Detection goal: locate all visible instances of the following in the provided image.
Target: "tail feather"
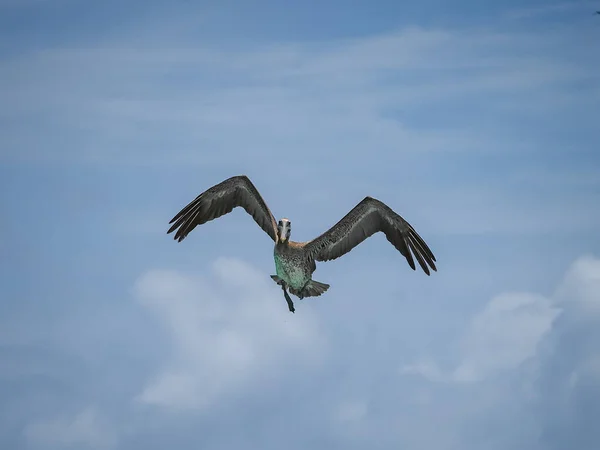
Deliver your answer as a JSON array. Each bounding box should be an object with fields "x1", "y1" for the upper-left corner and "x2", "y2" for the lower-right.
[
  {"x1": 306, "y1": 280, "x2": 330, "y2": 296},
  {"x1": 290, "y1": 280, "x2": 330, "y2": 298},
  {"x1": 272, "y1": 275, "x2": 330, "y2": 299}
]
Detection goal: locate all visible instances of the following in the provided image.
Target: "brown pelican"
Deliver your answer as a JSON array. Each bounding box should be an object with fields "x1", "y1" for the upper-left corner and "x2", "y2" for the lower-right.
[{"x1": 167, "y1": 175, "x2": 437, "y2": 313}]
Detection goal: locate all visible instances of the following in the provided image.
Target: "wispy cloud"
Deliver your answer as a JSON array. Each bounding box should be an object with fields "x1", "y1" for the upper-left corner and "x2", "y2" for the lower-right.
[
  {"x1": 3, "y1": 16, "x2": 598, "y2": 241},
  {"x1": 1, "y1": 23, "x2": 597, "y2": 168}
]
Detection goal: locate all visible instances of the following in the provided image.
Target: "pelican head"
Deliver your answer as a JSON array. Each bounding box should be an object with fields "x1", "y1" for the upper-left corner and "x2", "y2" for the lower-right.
[{"x1": 277, "y1": 218, "x2": 292, "y2": 243}]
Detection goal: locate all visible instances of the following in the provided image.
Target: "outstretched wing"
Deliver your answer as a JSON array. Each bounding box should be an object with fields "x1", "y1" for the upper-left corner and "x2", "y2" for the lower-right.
[
  {"x1": 167, "y1": 175, "x2": 278, "y2": 242},
  {"x1": 304, "y1": 197, "x2": 437, "y2": 275}
]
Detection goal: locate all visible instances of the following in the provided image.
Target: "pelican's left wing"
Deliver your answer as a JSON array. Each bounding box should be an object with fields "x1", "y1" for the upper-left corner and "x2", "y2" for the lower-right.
[{"x1": 304, "y1": 197, "x2": 437, "y2": 275}]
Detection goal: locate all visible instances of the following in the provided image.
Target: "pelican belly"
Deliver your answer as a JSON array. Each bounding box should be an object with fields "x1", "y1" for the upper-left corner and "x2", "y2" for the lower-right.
[{"x1": 274, "y1": 250, "x2": 310, "y2": 290}]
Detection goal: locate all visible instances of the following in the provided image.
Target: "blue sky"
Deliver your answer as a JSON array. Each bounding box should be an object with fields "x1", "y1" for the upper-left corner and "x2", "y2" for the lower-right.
[{"x1": 1, "y1": 0, "x2": 600, "y2": 449}]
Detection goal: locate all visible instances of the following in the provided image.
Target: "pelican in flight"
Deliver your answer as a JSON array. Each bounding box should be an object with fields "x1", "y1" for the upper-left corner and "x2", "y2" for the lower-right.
[{"x1": 167, "y1": 175, "x2": 437, "y2": 313}]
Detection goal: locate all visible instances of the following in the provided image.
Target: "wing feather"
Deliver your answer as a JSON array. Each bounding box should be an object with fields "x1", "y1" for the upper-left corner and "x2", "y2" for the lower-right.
[
  {"x1": 305, "y1": 197, "x2": 437, "y2": 275},
  {"x1": 167, "y1": 175, "x2": 278, "y2": 242}
]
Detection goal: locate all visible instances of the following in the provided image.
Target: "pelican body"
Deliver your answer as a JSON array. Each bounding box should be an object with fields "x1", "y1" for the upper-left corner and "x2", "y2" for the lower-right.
[{"x1": 167, "y1": 175, "x2": 437, "y2": 313}]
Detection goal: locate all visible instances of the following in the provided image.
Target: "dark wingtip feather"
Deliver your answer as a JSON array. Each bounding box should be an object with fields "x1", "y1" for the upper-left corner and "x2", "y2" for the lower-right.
[
  {"x1": 166, "y1": 222, "x2": 179, "y2": 234},
  {"x1": 405, "y1": 227, "x2": 438, "y2": 273},
  {"x1": 174, "y1": 228, "x2": 187, "y2": 242},
  {"x1": 404, "y1": 241, "x2": 416, "y2": 270},
  {"x1": 406, "y1": 237, "x2": 431, "y2": 275},
  {"x1": 405, "y1": 223, "x2": 436, "y2": 262}
]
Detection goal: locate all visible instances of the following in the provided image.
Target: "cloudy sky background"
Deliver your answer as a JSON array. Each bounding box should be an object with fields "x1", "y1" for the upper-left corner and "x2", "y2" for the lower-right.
[{"x1": 1, "y1": 0, "x2": 600, "y2": 448}]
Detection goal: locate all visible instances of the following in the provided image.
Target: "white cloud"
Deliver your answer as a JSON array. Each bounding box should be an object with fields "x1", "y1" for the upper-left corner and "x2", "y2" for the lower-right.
[
  {"x1": 554, "y1": 255, "x2": 600, "y2": 314},
  {"x1": 452, "y1": 292, "x2": 561, "y2": 382},
  {"x1": 23, "y1": 407, "x2": 116, "y2": 450},
  {"x1": 522, "y1": 256, "x2": 600, "y2": 449},
  {"x1": 394, "y1": 255, "x2": 600, "y2": 449},
  {"x1": 401, "y1": 257, "x2": 600, "y2": 383},
  {"x1": 132, "y1": 257, "x2": 327, "y2": 411}
]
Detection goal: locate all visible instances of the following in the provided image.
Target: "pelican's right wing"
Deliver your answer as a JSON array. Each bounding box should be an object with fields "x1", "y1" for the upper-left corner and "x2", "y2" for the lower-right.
[{"x1": 167, "y1": 175, "x2": 278, "y2": 242}]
